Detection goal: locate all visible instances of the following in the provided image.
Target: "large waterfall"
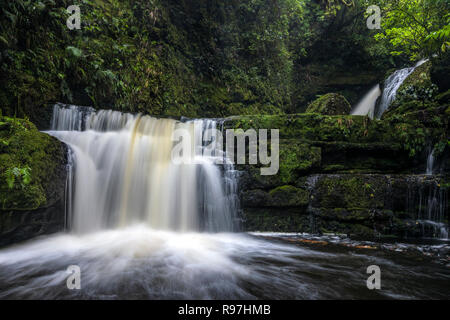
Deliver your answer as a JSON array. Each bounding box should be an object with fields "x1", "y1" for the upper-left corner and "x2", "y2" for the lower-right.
[
  {"x1": 0, "y1": 105, "x2": 448, "y2": 300},
  {"x1": 48, "y1": 104, "x2": 240, "y2": 233}
]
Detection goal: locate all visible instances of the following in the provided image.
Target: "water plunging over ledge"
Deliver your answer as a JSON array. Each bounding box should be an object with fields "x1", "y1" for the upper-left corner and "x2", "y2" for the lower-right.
[
  {"x1": 351, "y1": 84, "x2": 381, "y2": 118},
  {"x1": 351, "y1": 59, "x2": 428, "y2": 119},
  {"x1": 48, "y1": 103, "x2": 240, "y2": 233},
  {"x1": 0, "y1": 104, "x2": 448, "y2": 299}
]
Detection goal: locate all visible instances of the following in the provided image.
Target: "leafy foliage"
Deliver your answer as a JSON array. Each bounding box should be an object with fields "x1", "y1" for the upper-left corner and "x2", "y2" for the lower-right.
[
  {"x1": 0, "y1": 0, "x2": 401, "y2": 118},
  {"x1": 5, "y1": 166, "x2": 31, "y2": 189},
  {"x1": 372, "y1": 0, "x2": 450, "y2": 61}
]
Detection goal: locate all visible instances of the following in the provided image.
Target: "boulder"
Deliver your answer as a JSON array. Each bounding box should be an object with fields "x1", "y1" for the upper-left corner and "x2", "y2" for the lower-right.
[
  {"x1": 0, "y1": 116, "x2": 67, "y2": 246},
  {"x1": 306, "y1": 93, "x2": 351, "y2": 115}
]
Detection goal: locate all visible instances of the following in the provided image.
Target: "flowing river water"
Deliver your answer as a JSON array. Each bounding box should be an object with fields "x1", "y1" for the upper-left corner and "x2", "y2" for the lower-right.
[{"x1": 0, "y1": 105, "x2": 448, "y2": 299}]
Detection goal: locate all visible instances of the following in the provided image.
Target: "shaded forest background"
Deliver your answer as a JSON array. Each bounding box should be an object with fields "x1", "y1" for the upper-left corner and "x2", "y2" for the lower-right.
[{"x1": 0, "y1": 0, "x2": 448, "y2": 126}]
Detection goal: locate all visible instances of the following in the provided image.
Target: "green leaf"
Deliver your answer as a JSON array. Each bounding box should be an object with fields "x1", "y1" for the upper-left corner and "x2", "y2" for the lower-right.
[{"x1": 66, "y1": 46, "x2": 83, "y2": 58}]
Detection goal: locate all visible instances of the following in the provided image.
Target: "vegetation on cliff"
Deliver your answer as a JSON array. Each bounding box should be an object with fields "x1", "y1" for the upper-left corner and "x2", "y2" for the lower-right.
[
  {"x1": 0, "y1": 115, "x2": 66, "y2": 210},
  {"x1": 0, "y1": 0, "x2": 402, "y2": 122}
]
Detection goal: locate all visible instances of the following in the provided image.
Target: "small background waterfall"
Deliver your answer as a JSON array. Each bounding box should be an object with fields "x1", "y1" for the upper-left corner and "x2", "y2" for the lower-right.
[
  {"x1": 406, "y1": 176, "x2": 448, "y2": 239},
  {"x1": 49, "y1": 104, "x2": 240, "y2": 233},
  {"x1": 376, "y1": 59, "x2": 428, "y2": 118},
  {"x1": 351, "y1": 84, "x2": 381, "y2": 118},
  {"x1": 351, "y1": 59, "x2": 428, "y2": 119},
  {"x1": 426, "y1": 148, "x2": 435, "y2": 176}
]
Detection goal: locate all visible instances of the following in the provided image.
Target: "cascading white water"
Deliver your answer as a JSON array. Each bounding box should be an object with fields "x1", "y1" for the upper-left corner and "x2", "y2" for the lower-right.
[
  {"x1": 48, "y1": 104, "x2": 239, "y2": 233},
  {"x1": 426, "y1": 148, "x2": 435, "y2": 176},
  {"x1": 406, "y1": 176, "x2": 449, "y2": 239},
  {"x1": 351, "y1": 59, "x2": 428, "y2": 119},
  {"x1": 351, "y1": 84, "x2": 381, "y2": 118},
  {"x1": 376, "y1": 59, "x2": 428, "y2": 119},
  {"x1": 0, "y1": 105, "x2": 449, "y2": 299}
]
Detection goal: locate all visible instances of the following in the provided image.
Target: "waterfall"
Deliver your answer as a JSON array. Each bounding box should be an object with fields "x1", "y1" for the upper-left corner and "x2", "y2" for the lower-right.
[
  {"x1": 48, "y1": 104, "x2": 239, "y2": 233},
  {"x1": 351, "y1": 84, "x2": 381, "y2": 118},
  {"x1": 426, "y1": 148, "x2": 435, "y2": 175},
  {"x1": 406, "y1": 176, "x2": 448, "y2": 239},
  {"x1": 64, "y1": 147, "x2": 75, "y2": 230},
  {"x1": 351, "y1": 59, "x2": 428, "y2": 119},
  {"x1": 375, "y1": 59, "x2": 428, "y2": 119}
]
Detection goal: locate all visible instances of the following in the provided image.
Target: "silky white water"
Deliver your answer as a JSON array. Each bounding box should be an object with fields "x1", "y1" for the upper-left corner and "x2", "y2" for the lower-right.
[
  {"x1": 352, "y1": 59, "x2": 428, "y2": 119},
  {"x1": 426, "y1": 148, "x2": 435, "y2": 176},
  {"x1": 0, "y1": 104, "x2": 449, "y2": 299},
  {"x1": 376, "y1": 59, "x2": 428, "y2": 119},
  {"x1": 1, "y1": 226, "x2": 448, "y2": 299},
  {"x1": 48, "y1": 104, "x2": 239, "y2": 233},
  {"x1": 351, "y1": 84, "x2": 381, "y2": 118}
]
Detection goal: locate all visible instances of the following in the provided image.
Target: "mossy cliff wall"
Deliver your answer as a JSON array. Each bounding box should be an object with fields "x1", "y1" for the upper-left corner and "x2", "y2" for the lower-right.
[
  {"x1": 224, "y1": 112, "x2": 449, "y2": 238},
  {"x1": 0, "y1": 116, "x2": 67, "y2": 247}
]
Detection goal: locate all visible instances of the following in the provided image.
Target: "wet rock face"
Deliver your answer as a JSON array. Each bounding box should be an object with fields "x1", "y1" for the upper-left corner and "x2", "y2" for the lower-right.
[
  {"x1": 227, "y1": 111, "x2": 449, "y2": 239},
  {"x1": 242, "y1": 185, "x2": 309, "y2": 208},
  {"x1": 240, "y1": 173, "x2": 449, "y2": 239},
  {"x1": 0, "y1": 116, "x2": 67, "y2": 247},
  {"x1": 0, "y1": 204, "x2": 66, "y2": 247}
]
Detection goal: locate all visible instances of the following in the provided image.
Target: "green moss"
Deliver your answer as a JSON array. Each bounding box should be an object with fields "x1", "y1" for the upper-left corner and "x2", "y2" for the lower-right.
[
  {"x1": 278, "y1": 141, "x2": 321, "y2": 184},
  {"x1": 398, "y1": 61, "x2": 432, "y2": 93},
  {"x1": 347, "y1": 224, "x2": 375, "y2": 238},
  {"x1": 0, "y1": 116, "x2": 65, "y2": 210},
  {"x1": 226, "y1": 112, "x2": 439, "y2": 157},
  {"x1": 313, "y1": 175, "x2": 386, "y2": 210},
  {"x1": 268, "y1": 185, "x2": 309, "y2": 207},
  {"x1": 305, "y1": 93, "x2": 351, "y2": 115}
]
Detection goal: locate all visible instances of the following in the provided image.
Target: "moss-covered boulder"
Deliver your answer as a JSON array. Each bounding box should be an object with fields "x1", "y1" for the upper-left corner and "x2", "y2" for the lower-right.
[
  {"x1": 0, "y1": 116, "x2": 67, "y2": 246},
  {"x1": 268, "y1": 185, "x2": 309, "y2": 207},
  {"x1": 306, "y1": 93, "x2": 351, "y2": 115},
  {"x1": 0, "y1": 116, "x2": 66, "y2": 209}
]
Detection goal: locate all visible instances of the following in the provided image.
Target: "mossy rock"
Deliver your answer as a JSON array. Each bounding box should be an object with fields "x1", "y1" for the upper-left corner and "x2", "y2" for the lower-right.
[
  {"x1": 268, "y1": 185, "x2": 309, "y2": 207},
  {"x1": 0, "y1": 116, "x2": 66, "y2": 210},
  {"x1": 312, "y1": 175, "x2": 386, "y2": 210},
  {"x1": 242, "y1": 185, "x2": 309, "y2": 208},
  {"x1": 227, "y1": 111, "x2": 446, "y2": 162},
  {"x1": 278, "y1": 140, "x2": 321, "y2": 184},
  {"x1": 306, "y1": 93, "x2": 351, "y2": 115},
  {"x1": 385, "y1": 61, "x2": 442, "y2": 118},
  {"x1": 398, "y1": 60, "x2": 432, "y2": 93}
]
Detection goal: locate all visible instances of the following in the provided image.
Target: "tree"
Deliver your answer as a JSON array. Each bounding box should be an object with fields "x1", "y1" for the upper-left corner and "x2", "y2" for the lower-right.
[{"x1": 372, "y1": 0, "x2": 450, "y2": 61}]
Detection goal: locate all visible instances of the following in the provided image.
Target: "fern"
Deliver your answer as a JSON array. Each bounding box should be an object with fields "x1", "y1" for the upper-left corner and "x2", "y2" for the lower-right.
[{"x1": 4, "y1": 166, "x2": 32, "y2": 189}]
